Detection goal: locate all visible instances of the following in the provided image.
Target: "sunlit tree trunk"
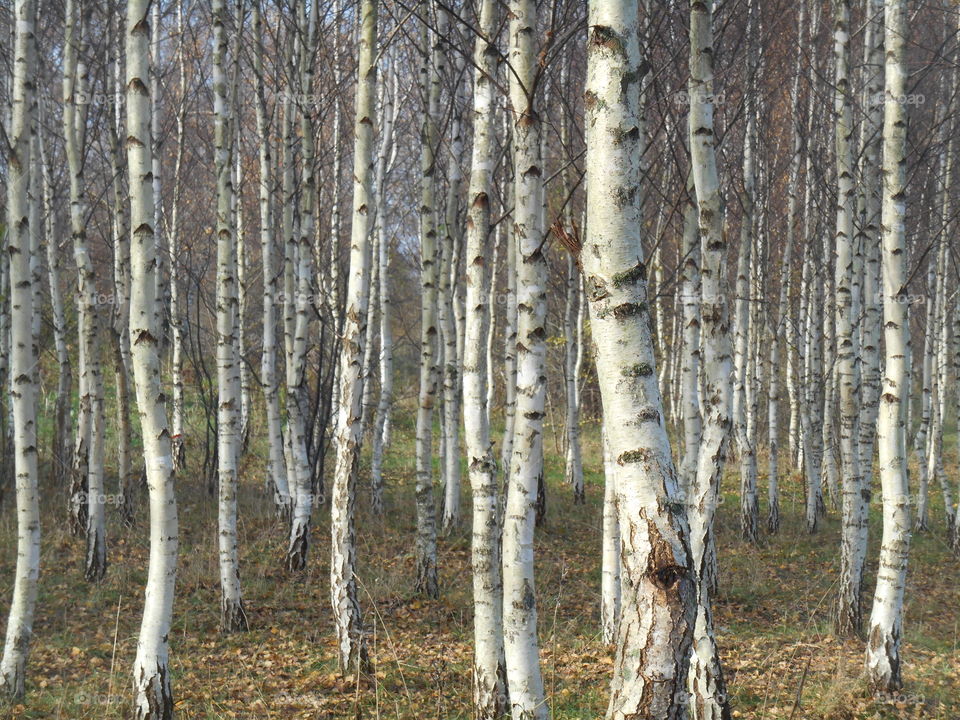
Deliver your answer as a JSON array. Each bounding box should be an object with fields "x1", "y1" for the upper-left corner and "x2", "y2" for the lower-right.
[
  {"x1": 463, "y1": 2, "x2": 508, "y2": 711},
  {"x1": 0, "y1": 0, "x2": 38, "y2": 695},
  {"x1": 330, "y1": 0, "x2": 377, "y2": 673},
  {"x1": 126, "y1": 0, "x2": 180, "y2": 713},
  {"x1": 688, "y1": 0, "x2": 734, "y2": 715},
  {"x1": 865, "y1": 0, "x2": 911, "y2": 689},
  {"x1": 165, "y1": 1, "x2": 187, "y2": 474},
  {"x1": 501, "y1": 0, "x2": 549, "y2": 715},
  {"x1": 678, "y1": 176, "x2": 701, "y2": 498},
  {"x1": 584, "y1": 4, "x2": 696, "y2": 718}
]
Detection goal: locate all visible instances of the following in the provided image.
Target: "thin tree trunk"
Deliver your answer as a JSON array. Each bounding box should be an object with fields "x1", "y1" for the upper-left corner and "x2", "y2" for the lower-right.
[
  {"x1": 688, "y1": 0, "x2": 734, "y2": 715},
  {"x1": 599, "y1": 427, "x2": 620, "y2": 647},
  {"x1": 441, "y1": 53, "x2": 466, "y2": 532},
  {"x1": 370, "y1": 58, "x2": 397, "y2": 514},
  {"x1": 251, "y1": 0, "x2": 290, "y2": 520},
  {"x1": 39, "y1": 129, "x2": 73, "y2": 492},
  {"x1": 414, "y1": 8, "x2": 440, "y2": 598},
  {"x1": 0, "y1": 0, "x2": 38, "y2": 695},
  {"x1": 213, "y1": 0, "x2": 247, "y2": 632},
  {"x1": 834, "y1": 0, "x2": 867, "y2": 638}
]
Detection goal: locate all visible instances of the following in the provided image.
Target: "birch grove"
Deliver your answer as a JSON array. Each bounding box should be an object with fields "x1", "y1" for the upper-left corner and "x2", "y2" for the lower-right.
[{"x1": 0, "y1": 0, "x2": 957, "y2": 716}]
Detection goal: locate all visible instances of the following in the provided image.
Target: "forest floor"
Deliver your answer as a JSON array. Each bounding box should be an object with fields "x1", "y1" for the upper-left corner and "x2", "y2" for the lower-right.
[{"x1": 1, "y1": 408, "x2": 958, "y2": 719}]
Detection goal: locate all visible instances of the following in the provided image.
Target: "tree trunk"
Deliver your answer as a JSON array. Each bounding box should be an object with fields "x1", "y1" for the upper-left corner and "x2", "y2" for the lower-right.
[
  {"x1": 126, "y1": 0, "x2": 180, "y2": 713},
  {"x1": 251, "y1": 1, "x2": 290, "y2": 520},
  {"x1": 0, "y1": 0, "x2": 39, "y2": 695},
  {"x1": 441, "y1": 52, "x2": 466, "y2": 532},
  {"x1": 414, "y1": 9, "x2": 440, "y2": 599},
  {"x1": 864, "y1": 0, "x2": 911, "y2": 690},
  {"x1": 834, "y1": 0, "x2": 867, "y2": 638},
  {"x1": 501, "y1": 0, "x2": 549, "y2": 716},
  {"x1": 584, "y1": 5, "x2": 697, "y2": 718},
  {"x1": 213, "y1": 0, "x2": 247, "y2": 632},
  {"x1": 462, "y1": 2, "x2": 508, "y2": 712},
  {"x1": 370, "y1": 58, "x2": 398, "y2": 516},
  {"x1": 330, "y1": 0, "x2": 376, "y2": 674},
  {"x1": 688, "y1": 0, "x2": 734, "y2": 715}
]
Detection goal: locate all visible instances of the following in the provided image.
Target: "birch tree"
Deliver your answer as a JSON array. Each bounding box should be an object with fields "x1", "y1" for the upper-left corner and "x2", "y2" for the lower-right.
[
  {"x1": 285, "y1": 1, "x2": 318, "y2": 571},
  {"x1": 865, "y1": 0, "x2": 911, "y2": 691},
  {"x1": 688, "y1": 0, "x2": 734, "y2": 713},
  {"x1": 0, "y1": 0, "x2": 38, "y2": 696},
  {"x1": 213, "y1": 0, "x2": 247, "y2": 632},
  {"x1": 370, "y1": 57, "x2": 398, "y2": 516},
  {"x1": 834, "y1": 0, "x2": 867, "y2": 637},
  {"x1": 126, "y1": 0, "x2": 180, "y2": 713},
  {"x1": 330, "y1": 0, "x2": 377, "y2": 673},
  {"x1": 414, "y1": 8, "x2": 440, "y2": 598},
  {"x1": 253, "y1": 0, "x2": 290, "y2": 518},
  {"x1": 64, "y1": 0, "x2": 106, "y2": 574},
  {"x1": 501, "y1": 0, "x2": 549, "y2": 714},
  {"x1": 462, "y1": 0, "x2": 507, "y2": 712},
  {"x1": 585, "y1": 3, "x2": 696, "y2": 717}
]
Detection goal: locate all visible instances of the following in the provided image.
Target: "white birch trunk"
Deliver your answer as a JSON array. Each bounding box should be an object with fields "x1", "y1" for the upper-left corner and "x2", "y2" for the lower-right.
[
  {"x1": 285, "y1": 4, "x2": 318, "y2": 570},
  {"x1": 414, "y1": 10, "x2": 440, "y2": 598},
  {"x1": 834, "y1": 0, "x2": 866, "y2": 637},
  {"x1": 441, "y1": 54, "x2": 466, "y2": 532},
  {"x1": 252, "y1": 0, "x2": 290, "y2": 519},
  {"x1": 865, "y1": 0, "x2": 911, "y2": 689},
  {"x1": 213, "y1": 0, "x2": 247, "y2": 632},
  {"x1": 0, "y1": 0, "x2": 38, "y2": 695},
  {"x1": 585, "y1": 6, "x2": 697, "y2": 718},
  {"x1": 857, "y1": 0, "x2": 883, "y2": 516},
  {"x1": 330, "y1": 0, "x2": 377, "y2": 673},
  {"x1": 126, "y1": 0, "x2": 179, "y2": 713},
  {"x1": 168, "y1": 0, "x2": 187, "y2": 473},
  {"x1": 688, "y1": 0, "x2": 734, "y2": 714},
  {"x1": 599, "y1": 427, "x2": 620, "y2": 647},
  {"x1": 501, "y1": 0, "x2": 548, "y2": 715},
  {"x1": 370, "y1": 59, "x2": 398, "y2": 514},
  {"x1": 678, "y1": 177, "x2": 701, "y2": 498},
  {"x1": 463, "y1": 3, "x2": 508, "y2": 711}
]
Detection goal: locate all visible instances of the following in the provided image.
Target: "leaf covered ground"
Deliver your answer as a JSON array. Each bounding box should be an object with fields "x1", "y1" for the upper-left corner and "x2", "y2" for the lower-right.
[{"x1": 0, "y1": 413, "x2": 958, "y2": 719}]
